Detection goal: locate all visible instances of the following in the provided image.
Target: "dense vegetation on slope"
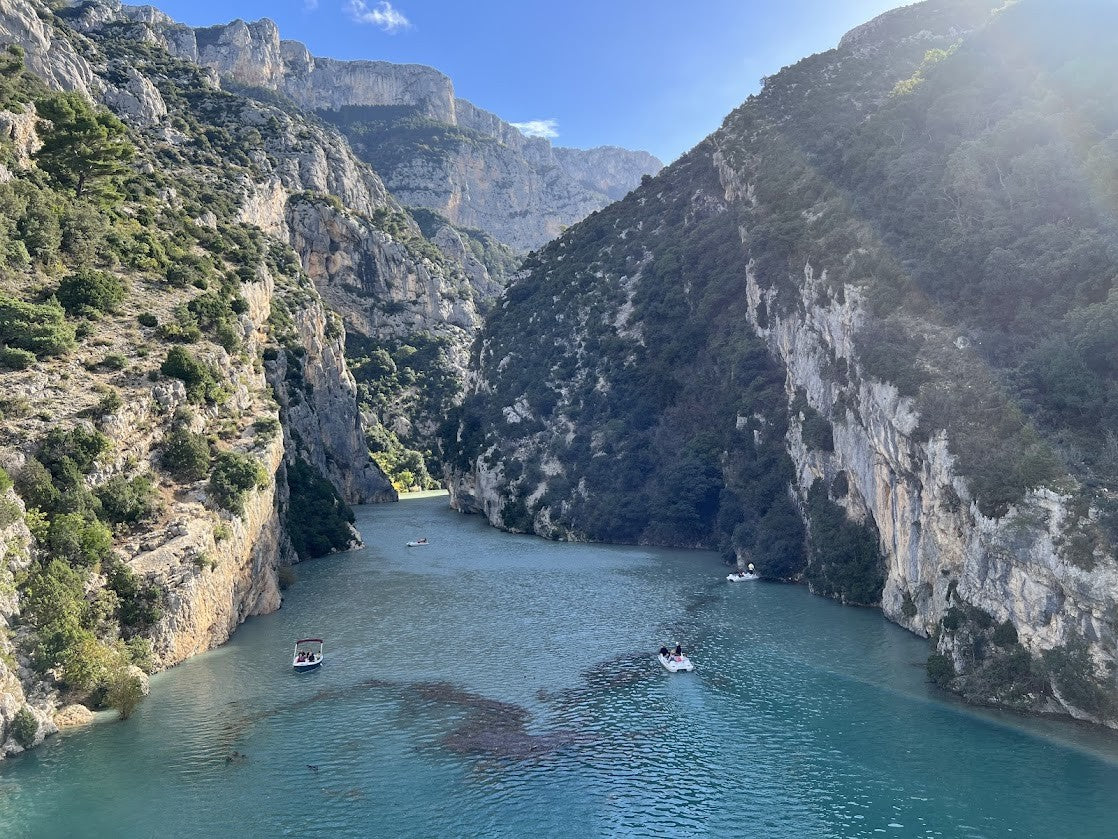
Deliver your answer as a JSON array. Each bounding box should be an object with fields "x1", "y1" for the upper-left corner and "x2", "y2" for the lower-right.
[
  {"x1": 720, "y1": 0, "x2": 1117, "y2": 532},
  {"x1": 0, "y1": 21, "x2": 363, "y2": 717},
  {"x1": 450, "y1": 0, "x2": 1117, "y2": 589},
  {"x1": 449, "y1": 143, "x2": 835, "y2": 584}
]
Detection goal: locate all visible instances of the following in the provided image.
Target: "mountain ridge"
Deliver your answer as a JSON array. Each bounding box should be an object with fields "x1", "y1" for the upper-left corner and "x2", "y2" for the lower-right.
[{"x1": 90, "y1": 3, "x2": 662, "y2": 250}]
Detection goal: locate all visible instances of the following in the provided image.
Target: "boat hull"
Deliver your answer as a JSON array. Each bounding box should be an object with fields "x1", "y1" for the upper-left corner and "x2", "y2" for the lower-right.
[
  {"x1": 658, "y1": 653, "x2": 694, "y2": 673},
  {"x1": 293, "y1": 660, "x2": 322, "y2": 672},
  {"x1": 727, "y1": 573, "x2": 758, "y2": 582}
]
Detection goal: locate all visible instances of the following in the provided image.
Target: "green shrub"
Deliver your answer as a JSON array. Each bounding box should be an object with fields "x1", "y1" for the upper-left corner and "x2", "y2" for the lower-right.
[
  {"x1": 252, "y1": 416, "x2": 280, "y2": 440},
  {"x1": 0, "y1": 494, "x2": 21, "y2": 529},
  {"x1": 184, "y1": 292, "x2": 242, "y2": 352},
  {"x1": 14, "y1": 458, "x2": 59, "y2": 511},
  {"x1": 160, "y1": 347, "x2": 220, "y2": 403},
  {"x1": 1043, "y1": 639, "x2": 1115, "y2": 719},
  {"x1": 104, "y1": 557, "x2": 163, "y2": 631},
  {"x1": 155, "y1": 319, "x2": 201, "y2": 343},
  {"x1": 60, "y1": 635, "x2": 115, "y2": 694},
  {"x1": 125, "y1": 637, "x2": 154, "y2": 673},
  {"x1": 969, "y1": 608, "x2": 994, "y2": 630},
  {"x1": 941, "y1": 607, "x2": 964, "y2": 632},
  {"x1": 105, "y1": 666, "x2": 145, "y2": 720},
  {"x1": 95, "y1": 474, "x2": 158, "y2": 526},
  {"x1": 38, "y1": 425, "x2": 109, "y2": 475},
  {"x1": 94, "y1": 388, "x2": 123, "y2": 415},
  {"x1": 0, "y1": 346, "x2": 35, "y2": 370},
  {"x1": 10, "y1": 707, "x2": 38, "y2": 749},
  {"x1": 20, "y1": 559, "x2": 87, "y2": 672},
  {"x1": 160, "y1": 428, "x2": 210, "y2": 481},
  {"x1": 978, "y1": 646, "x2": 1046, "y2": 701},
  {"x1": 56, "y1": 269, "x2": 126, "y2": 316},
  {"x1": 0, "y1": 466, "x2": 11, "y2": 493},
  {"x1": 136, "y1": 313, "x2": 157, "y2": 328},
  {"x1": 46, "y1": 511, "x2": 112, "y2": 567},
  {"x1": 901, "y1": 590, "x2": 917, "y2": 619},
  {"x1": 992, "y1": 620, "x2": 1019, "y2": 647},
  {"x1": 927, "y1": 653, "x2": 956, "y2": 688},
  {"x1": 0, "y1": 293, "x2": 76, "y2": 357},
  {"x1": 208, "y1": 451, "x2": 268, "y2": 514},
  {"x1": 804, "y1": 479, "x2": 884, "y2": 605},
  {"x1": 799, "y1": 403, "x2": 835, "y2": 452},
  {"x1": 97, "y1": 353, "x2": 127, "y2": 371}
]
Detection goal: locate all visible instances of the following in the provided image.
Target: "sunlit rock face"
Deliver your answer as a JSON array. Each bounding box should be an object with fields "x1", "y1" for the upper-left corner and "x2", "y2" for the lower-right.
[{"x1": 120, "y1": 10, "x2": 660, "y2": 251}]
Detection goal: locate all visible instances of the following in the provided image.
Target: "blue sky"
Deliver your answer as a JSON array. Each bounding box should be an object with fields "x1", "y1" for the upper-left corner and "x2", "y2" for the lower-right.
[{"x1": 151, "y1": 0, "x2": 905, "y2": 162}]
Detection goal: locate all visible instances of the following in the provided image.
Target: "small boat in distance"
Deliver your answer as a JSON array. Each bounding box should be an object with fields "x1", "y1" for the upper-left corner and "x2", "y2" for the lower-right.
[
  {"x1": 406, "y1": 538, "x2": 429, "y2": 547},
  {"x1": 727, "y1": 570, "x2": 758, "y2": 582},
  {"x1": 293, "y1": 638, "x2": 324, "y2": 672},
  {"x1": 658, "y1": 646, "x2": 694, "y2": 672}
]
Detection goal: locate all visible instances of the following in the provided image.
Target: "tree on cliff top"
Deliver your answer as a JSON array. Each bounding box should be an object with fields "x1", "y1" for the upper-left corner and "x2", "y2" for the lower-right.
[{"x1": 34, "y1": 92, "x2": 134, "y2": 200}]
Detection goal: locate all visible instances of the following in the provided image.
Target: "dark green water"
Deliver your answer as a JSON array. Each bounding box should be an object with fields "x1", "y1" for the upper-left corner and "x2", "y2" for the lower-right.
[{"x1": 2, "y1": 494, "x2": 1118, "y2": 838}]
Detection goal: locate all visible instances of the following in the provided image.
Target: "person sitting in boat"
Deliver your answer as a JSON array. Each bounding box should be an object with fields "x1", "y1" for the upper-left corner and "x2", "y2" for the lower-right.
[
  {"x1": 296, "y1": 653, "x2": 305, "y2": 662},
  {"x1": 418, "y1": 537, "x2": 428, "y2": 544},
  {"x1": 674, "y1": 643, "x2": 683, "y2": 659},
  {"x1": 659, "y1": 646, "x2": 669, "y2": 658}
]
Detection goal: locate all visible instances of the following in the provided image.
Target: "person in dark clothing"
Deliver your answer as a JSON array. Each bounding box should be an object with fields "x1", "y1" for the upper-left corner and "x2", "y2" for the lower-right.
[
  {"x1": 659, "y1": 646, "x2": 669, "y2": 658},
  {"x1": 674, "y1": 644, "x2": 683, "y2": 658}
]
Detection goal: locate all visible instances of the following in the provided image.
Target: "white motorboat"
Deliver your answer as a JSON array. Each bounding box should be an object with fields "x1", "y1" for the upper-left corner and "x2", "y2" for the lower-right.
[
  {"x1": 658, "y1": 652, "x2": 694, "y2": 672},
  {"x1": 727, "y1": 571, "x2": 759, "y2": 582},
  {"x1": 406, "y1": 539, "x2": 429, "y2": 547},
  {"x1": 293, "y1": 638, "x2": 324, "y2": 671}
]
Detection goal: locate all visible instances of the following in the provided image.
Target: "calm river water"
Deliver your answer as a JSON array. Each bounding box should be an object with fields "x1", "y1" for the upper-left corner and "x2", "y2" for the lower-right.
[{"x1": 2, "y1": 494, "x2": 1118, "y2": 838}]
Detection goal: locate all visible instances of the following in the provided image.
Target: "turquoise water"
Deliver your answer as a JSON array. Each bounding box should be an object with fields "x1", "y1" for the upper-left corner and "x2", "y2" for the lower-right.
[{"x1": 3, "y1": 495, "x2": 1118, "y2": 838}]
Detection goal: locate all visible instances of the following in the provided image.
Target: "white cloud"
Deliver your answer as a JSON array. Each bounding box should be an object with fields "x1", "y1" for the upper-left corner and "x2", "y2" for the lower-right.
[
  {"x1": 511, "y1": 119, "x2": 559, "y2": 140},
  {"x1": 304, "y1": 0, "x2": 319, "y2": 10},
  {"x1": 344, "y1": 0, "x2": 410, "y2": 31}
]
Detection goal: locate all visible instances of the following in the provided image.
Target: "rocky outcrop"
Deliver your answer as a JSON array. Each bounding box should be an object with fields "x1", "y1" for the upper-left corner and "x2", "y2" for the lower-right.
[
  {"x1": 140, "y1": 430, "x2": 287, "y2": 668},
  {"x1": 369, "y1": 128, "x2": 655, "y2": 252},
  {"x1": 268, "y1": 301, "x2": 396, "y2": 505},
  {"x1": 84, "y1": 3, "x2": 660, "y2": 250},
  {"x1": 553, "y1": 146, "x2": 662, "y2": 201},
  {"x1": 0, "y1": 0, "x2": 413, "y2": 750},
  {"x1": 0, "y1": 0, "x2": 98, "y2": 94},
  {"x1": 736, "y1": 256, "x2": 1118, "y2": 724},
  {"x1": 286, "y1": 195, "x2": 480, "y2": 351},
  {"x1": 280, "y1": 48, "x2": 456, "y2": 121}
]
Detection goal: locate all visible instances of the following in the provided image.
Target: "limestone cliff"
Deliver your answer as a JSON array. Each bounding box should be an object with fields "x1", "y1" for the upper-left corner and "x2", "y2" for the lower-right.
[
  {"x1": 447, "y1": 0, "x2": 1118, "y2": 726},
  {"x1": 0, "y1": 0, "x2": 433, "y2": 757},
  {"x1": 113, "y1": 4, "x2": 661, "y2": 251}
]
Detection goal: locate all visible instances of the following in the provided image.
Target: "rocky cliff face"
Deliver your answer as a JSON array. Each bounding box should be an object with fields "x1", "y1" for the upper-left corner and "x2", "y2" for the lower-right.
[
  {"x1": 553, "y1": 146, "x2": 662, "y2": 201},
  {"x1": 112, "y1": 3, "x2": 661, "y2": 251},
  {"x1": 0, "y1": 0, "x2": 474, "y2": 756},
  {"x1": 447, "y1": 0, "x2": 1118, "y2": 726},
  {"x1": 735, "y1": 254, "x2": 1115, "y2": 722}
]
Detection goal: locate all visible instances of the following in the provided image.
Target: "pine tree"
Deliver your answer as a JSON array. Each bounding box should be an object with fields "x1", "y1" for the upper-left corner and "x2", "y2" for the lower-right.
[{"x1": 34, "y1": 92, "x2": 134, "y2": 199}]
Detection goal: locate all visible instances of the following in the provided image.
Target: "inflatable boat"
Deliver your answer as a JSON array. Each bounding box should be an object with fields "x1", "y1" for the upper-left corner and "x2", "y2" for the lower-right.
[
  {"x1": 727, "y1": 571, "x2": 758, "y2": 582},
  {"x1": 658, "y1": 652, "x2": 694, "y2": 672}
]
